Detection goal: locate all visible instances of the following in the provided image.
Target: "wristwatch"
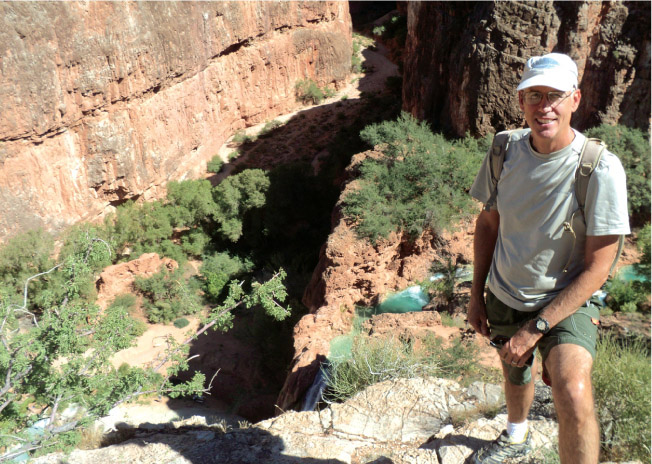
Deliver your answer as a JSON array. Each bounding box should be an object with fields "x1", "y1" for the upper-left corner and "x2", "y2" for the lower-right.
[{"x1": 534, "y1": 316, "x2": 550, "y2": 334}]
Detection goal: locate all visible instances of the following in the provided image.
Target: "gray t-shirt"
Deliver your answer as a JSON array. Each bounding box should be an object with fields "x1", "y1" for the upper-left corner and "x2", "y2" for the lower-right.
[{"x1": 470, "y1": 129, "x2": 630, "y2": 311}]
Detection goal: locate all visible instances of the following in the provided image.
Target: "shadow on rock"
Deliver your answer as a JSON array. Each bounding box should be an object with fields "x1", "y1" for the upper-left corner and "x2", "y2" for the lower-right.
[{"x1": 72, "y1": 424, "x2": 347, "y2": 464}]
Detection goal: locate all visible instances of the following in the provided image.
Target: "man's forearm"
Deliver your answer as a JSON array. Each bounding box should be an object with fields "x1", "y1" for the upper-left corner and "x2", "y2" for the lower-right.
[
  {"x1": 471, "y1": 210, "x2": 500, "y2": 302},
  {"x1": 529, "y1": 235, "x2": 620, "y2": 331}
]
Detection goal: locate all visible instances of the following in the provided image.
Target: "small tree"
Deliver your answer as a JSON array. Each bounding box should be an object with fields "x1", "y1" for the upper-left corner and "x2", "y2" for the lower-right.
[
  {"x1": 0, "y1": 232, "x2": 291, "y2": 461},
  {"x1": 206, "y1": 155, "x2": 224, "y2": 174},
  {"x1": 212, "y1": 169, "x2": 270, "y2": 242}
]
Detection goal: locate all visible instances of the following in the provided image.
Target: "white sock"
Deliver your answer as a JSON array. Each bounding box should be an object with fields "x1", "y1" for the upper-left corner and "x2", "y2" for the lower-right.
[{"x1": 506, "y1": 420, "x2": 528, "y2": 443}]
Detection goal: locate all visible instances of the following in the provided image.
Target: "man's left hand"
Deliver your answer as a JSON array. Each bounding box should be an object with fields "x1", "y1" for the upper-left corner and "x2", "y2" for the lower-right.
[{"x1": 500, "y1": 321, "x2": 541, "y2": 368}]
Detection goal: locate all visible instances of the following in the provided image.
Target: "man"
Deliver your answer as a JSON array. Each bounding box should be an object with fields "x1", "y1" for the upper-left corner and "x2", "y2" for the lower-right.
[{"x1": 467, "y1": 53, "x2": 630, "y2": 464}]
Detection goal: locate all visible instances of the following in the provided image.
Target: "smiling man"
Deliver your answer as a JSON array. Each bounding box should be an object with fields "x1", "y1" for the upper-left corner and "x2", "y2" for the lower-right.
[{"x1": 467, "y1": 53, "x2": 630, "y2": 463}]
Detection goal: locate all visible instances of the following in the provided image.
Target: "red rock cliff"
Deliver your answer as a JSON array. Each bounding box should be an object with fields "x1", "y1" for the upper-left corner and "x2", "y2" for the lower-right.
[
  {"x1": 402, "y1": 1, "x2": 650, "y2": 136},
  {"x1": 0, "y1": 1, "x2": 351, "y2": 240}
]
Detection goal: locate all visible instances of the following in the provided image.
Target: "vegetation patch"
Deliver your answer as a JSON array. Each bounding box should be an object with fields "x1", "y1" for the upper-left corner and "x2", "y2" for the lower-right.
[
  {"x1": 604, "y1": 223, "x2": 650, "y2": 314},
  {"x1": 134, "y1": 265, "x2": 203, "y2": 323},
  {"x1": 342, "y1": 112, "x2": 488, "y2": 243},
  {"x1": 584, "y1": 124, "x2": 650, "y2": 227},
  {"x1": 294, "y1": 79, "x2": 334, "y2": 105},
  {"x1": 206, "y1": 155, "x2": 224, "y2": 174},
  {"x1": 322, "y1": 333, "x2": 480, "y2": 404},
  {"x1": 593, "y1": 335, "x2": 651, "y2": 462}
]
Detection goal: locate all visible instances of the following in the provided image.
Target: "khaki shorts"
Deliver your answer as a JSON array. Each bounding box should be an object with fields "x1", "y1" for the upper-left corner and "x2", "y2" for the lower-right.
[{"x1": 485, "y1": 289, "x2": 600, "y2": 385}]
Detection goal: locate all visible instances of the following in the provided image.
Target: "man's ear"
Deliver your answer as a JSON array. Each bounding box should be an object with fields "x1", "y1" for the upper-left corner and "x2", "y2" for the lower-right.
[
  {"x1": 518, "y1": 91, "x2": 525, "y2": 111},
  {"x1": 570, "y1": 89, "x2": 582, "y2": 112}
]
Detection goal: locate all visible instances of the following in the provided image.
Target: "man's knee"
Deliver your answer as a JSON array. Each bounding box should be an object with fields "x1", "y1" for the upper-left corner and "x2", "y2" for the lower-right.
[{"x1": 546, "y1": 344, "x2": 595, "y2": 419}]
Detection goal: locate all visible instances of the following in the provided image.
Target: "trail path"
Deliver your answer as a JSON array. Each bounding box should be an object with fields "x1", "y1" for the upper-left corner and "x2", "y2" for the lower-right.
[{"x1": 213, "y1": 38, "x2": 399, "y2": 179}]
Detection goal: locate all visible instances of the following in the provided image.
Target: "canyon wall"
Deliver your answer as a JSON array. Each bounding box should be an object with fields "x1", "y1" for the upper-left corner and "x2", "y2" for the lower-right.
[
  {"x1": 0, "y1": 1, "x2": 351, "y2": 240},
  {"x1": 402, "y1": 1, "x2": 651, "y2": 136}
]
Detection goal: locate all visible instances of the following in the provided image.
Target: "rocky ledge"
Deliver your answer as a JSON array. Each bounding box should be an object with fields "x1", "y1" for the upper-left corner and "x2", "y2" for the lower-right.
[{"x1": 32, "y1": 376, "x2": 642, "y2": 464}]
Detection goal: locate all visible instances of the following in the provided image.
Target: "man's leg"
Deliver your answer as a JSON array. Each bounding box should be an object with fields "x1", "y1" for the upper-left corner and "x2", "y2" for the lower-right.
[
  {"x1": 502, "y1": 359, "x2": 537, "y2": 423},
  {"x1": 545, "y1": 344, "x2": 599, "y2": 464}
]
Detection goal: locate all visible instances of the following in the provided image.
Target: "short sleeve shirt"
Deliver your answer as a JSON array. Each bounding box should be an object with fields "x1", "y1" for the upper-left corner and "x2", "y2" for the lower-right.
[{"x1": 470, "y1": 129, "x2": 630, "y2": 311}]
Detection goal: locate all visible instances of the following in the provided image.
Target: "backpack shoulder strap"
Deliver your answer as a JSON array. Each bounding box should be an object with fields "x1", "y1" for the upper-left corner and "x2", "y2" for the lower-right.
[
  {"x1": 573, "y1": 137, "x2": 624, "y2": 277},
  {"x1": 575, "y1": 137, "x2": 606, "y2": 212},
  {"x1": 484, "y1": 129, "x2": 518, "y2": 211}
]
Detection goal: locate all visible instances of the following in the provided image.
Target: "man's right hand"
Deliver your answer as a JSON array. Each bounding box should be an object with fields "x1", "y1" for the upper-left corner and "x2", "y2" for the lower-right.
[{"x1": 467, "y1": 297, "x2": 490, "y2": 337}]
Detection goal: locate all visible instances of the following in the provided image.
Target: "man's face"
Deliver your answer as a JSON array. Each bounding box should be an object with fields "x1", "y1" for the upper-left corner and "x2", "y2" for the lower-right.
[{"x1": 518, "y1": 85, "x2": 581, "y2": 153}]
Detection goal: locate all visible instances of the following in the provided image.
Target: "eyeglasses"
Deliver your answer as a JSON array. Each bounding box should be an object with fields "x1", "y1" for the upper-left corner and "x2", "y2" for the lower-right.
[{"x1": 523, "y1": 90, "x2": 574, "y2": 106}]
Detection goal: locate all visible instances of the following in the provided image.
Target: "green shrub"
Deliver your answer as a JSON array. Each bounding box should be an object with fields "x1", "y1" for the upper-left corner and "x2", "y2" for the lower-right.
[
  {"x1": 173, "y1": 317, "x2": 190, "y2": 329},
  {"x1": 605, "y1": 278, "x2": 649, "y2": 313},
  {"x1": 212, "y1": 169, "x2": 270, "y2": 242},
  {"x1": 635, "y1": 223, "x2": 650, "y2": 278},
  {"x1": 166, "y1": 179, "x2": 217, "y2": 228},
  {"x1": 295, "y1": 79, "x2": 325, "y2": 105},
  {"x1": 342, "y1": 113, "x2": 484, "y2": 243},
  {"x1": 108, "y1": 293, "x2": 137, "y2": 313},
  {"x1": 106, "y1": 200, "x2": 173, "y2": 257},
  {"x1": 232, "y1": 130, "x2": 256, "y2": 144},
  {"x1": 259, "y1": 120, "x2": 283, "y2": 137},
  {"x1": 180, "y1": 229, "x2": 211, "y2": 257},
  {"x1": 201, "y1": 252, "x2": 253, "y2": 302},
  {"x1": 425, "y1": 258, "x2": 458, "y2": 302},
  {"x1": 593, "y1": 335, "x2": 651, "y2": 461},
  {"x1": 0, "y1": 228, "x2": 55, "y2": 307},
  {"x1": 206, "y1": 155, "x2": 224, "y2": 174},
  {"x1": 351, "y1": 37, "x2": 363, "y2": 73},
  {"x1": 134, "y1": 265, "x2": 202, "y2": 323},
  {"x1": 584, "y1": 124, "x2": 650, "y2": 226}
]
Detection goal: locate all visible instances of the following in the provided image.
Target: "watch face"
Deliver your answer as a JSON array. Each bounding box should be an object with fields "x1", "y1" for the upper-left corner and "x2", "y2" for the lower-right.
[{"x1": 536, "y1": 319, "x2": 547, "y2": 332}]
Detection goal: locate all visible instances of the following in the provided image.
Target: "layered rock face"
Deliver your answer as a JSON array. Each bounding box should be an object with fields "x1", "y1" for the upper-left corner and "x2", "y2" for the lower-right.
[
  {"x1": 402, "y1": 1, "x2": 651, "y2": 136},
  {"x1": 0, "y1": 1, "x2": 351, "y2": 240}
]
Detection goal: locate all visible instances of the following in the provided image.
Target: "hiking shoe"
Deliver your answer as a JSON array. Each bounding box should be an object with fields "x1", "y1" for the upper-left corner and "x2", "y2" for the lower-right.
[{"x1": 470, "y1": 429, "x2": 532, "y2": 463}]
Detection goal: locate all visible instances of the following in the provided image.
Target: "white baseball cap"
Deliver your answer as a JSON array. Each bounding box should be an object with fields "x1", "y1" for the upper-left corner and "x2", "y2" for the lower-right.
[{"x1": 516, "y1": 53, "x2": 578, "y2": 91}]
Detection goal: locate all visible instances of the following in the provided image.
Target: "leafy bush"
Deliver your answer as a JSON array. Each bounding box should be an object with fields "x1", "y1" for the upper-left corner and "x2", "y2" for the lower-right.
[
  {"x1": 134, "y1": 265, "x2": 202, "y2": 323},
  {"x1": 424, "y1": 258, "x2": 459, "y2": 303},
  {"x1": 351, "y1": 37, "x2": 363, "y2": 73},
  {"x1": 206, "y1": 155, "x2": 224, "y2": 174},
  {"x1": 605, "y1": 278, "x2": 649, "y2": 313},
  {"x1": 372, "y1": 25, "x2": 386, "y2": 36},
  {"x1": 232, "y1": 130, "x2": 256, "y2": 144},
  {"x1": 605, "y1": 223, "x2": 650, "y2": 314},
  {"x1": 166, "y1": 179, "x2": 217, "y2": 228},
  {"x1": 105, "y1": 200, "x2": 174, "y2": 257},
  {"x1": 295, "y1": 79, "x2": 326, "y2": 105},
  {"x1": 0, "y1": 228, "x2": 55, "y2": 307},
  {"x1": 593, "y1": 335, "x2": 651, "y2": 461},
  {"x1": 635, "y1": 222, "x2": 650, "y2": 278},
  {"x1": 180, "y1": 229, "x2": 211, "y2": 258},
  {"x1": 342, "y1": 113, "x2": 485, "y2": 243},
  {"x1": 212, "y1": 169, "x2": 270, "y2": 242},
  {"x1": 258, "y1": 120, "x2": 283, "y2": 137},
  {"x1": 201, "y1": 252, "x2": 253, "y2": 302},
  {"x1": 173, "y1": 317, "x2": 190, "y2": 329},
  {"x1": 584, "y1": 124, "x2": 650, "y2": 226}
]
